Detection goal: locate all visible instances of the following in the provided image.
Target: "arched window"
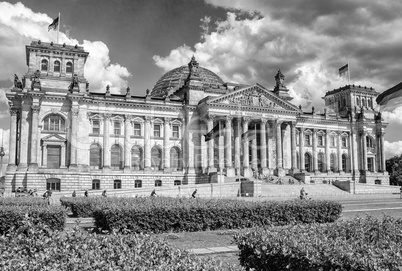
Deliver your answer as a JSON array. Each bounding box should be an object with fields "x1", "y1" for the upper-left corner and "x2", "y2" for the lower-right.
[
  {"x1": 318, "y1": 152, "x2": 325, "y2": 172},
  {"x1": 111, "y1": 144, "x2": 122, "y2": 170},
  {"x1": 41, "y1": 59, "x2": 48, "y2": 71},
  {"x1": 362, "y1": 98, "x2": 366, "y2": 107},
  {"x1": 342, "y1": 154, "x2": 348, "y2": 172},
  {"x1": 66, "y1": 61, "x2": 73, "y2": 73},
  {"x1": 43, "y1": 114, "x2": 65, "y2": 132},
  {"x1": 368, "y1": 98, "x2": 372, "y2": 108},
  {"x1": 305, "y1": 153, "x2": 312, "y2": 172},
  {"x1": 151, "y1": 146, "x2": 162, "y2": 170},
  {"x1": 131, "y1": 146, "x2": 143, "y2": 170},
  {"x1": 356, "y1": 97, "x2": 360, "y2": 107},
  {"x1": 54, "y1": 60, "x2": 60, "y2": 72},
  {"x1": 366, "y1": 137, "x2": 374, "y2": 148},
  {"x1": 135, "y1": 179, "x2": 142, "y2": 188},
  {"x1": 90, "y1": 143, "x2": 102, "y2": 169},
  {"x1": 170, "y1": 147, "x2": 181, "y2": 171},
  {"x1": 155, "y1": 180, "x2": 162, "y2": 187},
  {"x1": 330, "y1": 153, "x2": 336, "y2": 171}
]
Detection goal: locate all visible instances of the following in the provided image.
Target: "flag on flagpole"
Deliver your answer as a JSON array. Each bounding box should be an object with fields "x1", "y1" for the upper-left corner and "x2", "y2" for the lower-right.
[
  {"x1": 204, "y1": 123, "x2": 225, "y2": 142},
  {"x1": 241, "y1": 130, "x2": 257, "y2": 142},
  {"x1": 339, "y1": 64, "x2": 349, "y2": 77},
  {"x1": 48, "y1": 17, "x2": 59, "y2": 32},
  {"x1": 376, "y1": 82, "x2": 402, "y2": 111}
]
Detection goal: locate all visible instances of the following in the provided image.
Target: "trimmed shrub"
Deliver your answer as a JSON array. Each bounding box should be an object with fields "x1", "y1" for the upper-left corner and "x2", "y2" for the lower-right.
[
  {"x1": 234, "y1": 216, "x2": 402, "y2": 270},
  {"x1": 0, "y1": 205, "x2": 66, "y2": 234},
  {"x1": 89, "y1": 197, "x2": 342, "y2": 233},
  {"x1": 0, "y1": 217, "x2": 238, "y2": 271},
  {"x1": 0, "y1": 197, "x2": 47, "y2": 206}
]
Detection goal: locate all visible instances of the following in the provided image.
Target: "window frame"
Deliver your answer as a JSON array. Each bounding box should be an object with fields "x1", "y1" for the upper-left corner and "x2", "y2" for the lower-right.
[
  {"x1": 153, "y1": 124, "x2": 161, "y2": 137},
  {"x1": 92, "y1": 119, "x2": 100, "y2": 134},
  {"x1": 54, "y1": 60, "x2": 61, "y2": 73},
  {"x1": 172, "y1": 125, "x2": 180, "y2": 138},
  {"x1": 41, "y1": 59, "x2": 48, "y2": 71},
  {"x1": 92, "y1": 179, "x2": 101, "y2": 190},
  {"x1": 66, "y1": 61, "x2": 73, "y2": 74},
  {"x1": 133, "y1": 123, "x2": 141, "y2": 136}
]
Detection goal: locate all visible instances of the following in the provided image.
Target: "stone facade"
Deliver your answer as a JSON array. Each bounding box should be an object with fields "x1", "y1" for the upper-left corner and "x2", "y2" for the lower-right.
[{"x1": 4, "y1": 41, "x2": 389, "y2": 193}]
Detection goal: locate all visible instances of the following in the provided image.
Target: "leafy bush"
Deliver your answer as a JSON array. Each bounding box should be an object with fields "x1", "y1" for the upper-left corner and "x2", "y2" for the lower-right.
[
  {"x1": 0, "y1": 205, "x2": 66, "y2": 234},
  {"x1": 87, "y1": 197, "x2": 342, "y2": 233},
  {"x1": 234, "y1": 216, "x2": 402, "y2": 271},
  {"x1": 0, "y1": 217, "x2": 238, "y2": 271},
  {"x1": 0, "y1": 197, "x2": 47, "y2": 206}
]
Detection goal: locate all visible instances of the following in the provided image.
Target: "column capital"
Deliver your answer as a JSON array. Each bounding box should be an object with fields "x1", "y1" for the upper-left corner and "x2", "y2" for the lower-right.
[
  {"x1": 125, "y1": 115, "x2": 133, "y2": 123},
  {"x1": 260, "y1": 118, "x2": 268, "y2": 125},
  {"x1": 71, "y1": 108, "x2": 79, "y2": 117},
  {"x1": 275, "y1": 119, "x2": 283, "y2": 127},
  {"x1": 225, "y1": 116, "x2": 233, "y2": 122},
  {"x1": 164, "y1": 117, "x2": 171, "y2": 123},
  {"x1": 31, "y1": 105, "x2": 40, "y2": 114},
  {"x1": 10, "y1": 109, "x2": 19, "y2": 116},
  {"x1": 242, "y1": 117, "x2": 251, "y2": 124},
  {"x1": 144, "y1": 115, "x2": 152, "y2": 122},
  {"x1": 206, "y1": 113, "x2": 216, "y2": 120}
]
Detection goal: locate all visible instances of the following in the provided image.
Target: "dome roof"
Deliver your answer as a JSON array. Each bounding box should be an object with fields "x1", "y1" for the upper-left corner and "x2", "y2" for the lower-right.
[{"x1": 150, "y1": 60, "x2": 224, "y2": 97}]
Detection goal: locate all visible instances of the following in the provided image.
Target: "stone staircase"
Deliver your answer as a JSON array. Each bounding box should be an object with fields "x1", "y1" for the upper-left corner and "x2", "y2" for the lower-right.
[{"x1": 260, "y1": 183, "x2": 351, "y2": 198}]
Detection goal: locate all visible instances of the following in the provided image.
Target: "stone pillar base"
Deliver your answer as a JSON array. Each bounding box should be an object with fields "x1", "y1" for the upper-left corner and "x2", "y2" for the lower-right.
[
  {"x1": 68, "y1": 164, "x2": 79, "y2": 172},
  {"x1": 17, "y1": 163, "x2": 28, "y2": 171},
  {"x1": 225, "y1": 167, "x2": 235, "y2": 177},
  {"x1": 275, "y1": 167, "x2": 286, "y2": 177},
  {"x1": 207, "y1": 166, "x2": 217, "y2": 174},
  {"x1": 144, "y1": 167, "x2": 152, "y2": 173},
  {"x1": 6, "y1": 164, "x2": 17, "y2": 172},
  {"x1": 28, "y1": 163, "x2": 39, "y2": 172},
  {"x1": 261, "y1": 167, "x2": 270, "y2": 175},
  {"x1": 186, "y1": 167, "x2": 195, "y2": 174},
  {"x1": 242, "y1": 167, "x2": 252, "y2": 177},
  {"x1": 289, "y1": 168, "x2": 299, "y2": 175},
  {"x1": 102, "y1": 166, "x2": 111, "y2": 173},
  {"x1": 123, "y1": 167, "x2": 131, "y2": 173},
  {"x1": 163, "y1": 168, "x2": 172, "y2": 174}
]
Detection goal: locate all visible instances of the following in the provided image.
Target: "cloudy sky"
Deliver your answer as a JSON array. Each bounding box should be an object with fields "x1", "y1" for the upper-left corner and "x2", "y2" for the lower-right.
[{"x1": 0, "y1": 0, "x2": 402, "y2": 165}]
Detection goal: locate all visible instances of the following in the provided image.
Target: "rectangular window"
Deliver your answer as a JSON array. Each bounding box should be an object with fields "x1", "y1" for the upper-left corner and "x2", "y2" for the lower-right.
[
  {"x1": 172, "y1": 125, "x2": 179, "y2": 138},
  {"x1": 114, "y1": 121, "x2": 121, "y2": 135},
  {"x1": 92, "y1": 180, "x2": 100, "y2": 190},
  {"x1": 296, "y1": 134, "x2": 299, "y2": 145},
  {"x1": 134, "y1": 123, "x2": 141, "y2": 136},
  {"x1": 318, "y1": 135, "x2": 323, "y2": 146},
  {"x1": 114, "y1": 180, "x2": 122, "y2": 189},
  {"x1": 342, "y1": 137, "x2": 347, "y2": 147},
  {"x1": 330, "y1": 136, "x2": 336, "y2": 147},
  {"x1": 304, "y1": 134, "x2": 311, "y2": 146},
  {"x1": 50, "y1": 116, "x2": 60, "y2": 131},
  {"x1": 92, "y1": 120, "x2": 100, "y2": 134},
  {"x1": 154, "y1": 124, "x2": 161, "y2": 137}
]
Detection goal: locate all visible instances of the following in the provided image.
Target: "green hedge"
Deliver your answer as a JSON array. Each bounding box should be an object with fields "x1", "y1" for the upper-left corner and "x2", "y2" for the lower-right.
[
  {"x1": 234, "y1": 216, "x2": 402, "y2": 270},
  {"x1": 0, "y1": 205, "x2": 66, "y2": 234},
  {"x1": 88, "y1": 197, "x2": 342, "y2": 233},
  {"x1": 0, "y1": 197, "x2": 47, "y2": 206},
  {"x1": 0, "y1": 218, "x2": 237, "y2": 271}
]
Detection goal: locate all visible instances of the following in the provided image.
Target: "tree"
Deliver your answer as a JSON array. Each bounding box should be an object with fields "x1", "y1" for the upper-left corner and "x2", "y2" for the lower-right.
[{"x1": 386, "y1": 155, "x2": 402, "y2": 186}]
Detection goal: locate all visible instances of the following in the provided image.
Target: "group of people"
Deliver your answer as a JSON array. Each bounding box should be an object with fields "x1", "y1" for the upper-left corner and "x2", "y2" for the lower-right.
[
  {"x1": 71, "y1": 189, "x2": 108, "y2": 197},
  {"x1": 150, "y1": 189, "x2": 198, "y2": 198}
]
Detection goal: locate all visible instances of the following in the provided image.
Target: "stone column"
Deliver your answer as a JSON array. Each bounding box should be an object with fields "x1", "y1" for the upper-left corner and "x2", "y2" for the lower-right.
[
  {"x1": 299, "y1": 128, "x2": 305, "y2": 171},
  {"x1": 42, "y1": 143, "x2": 48, "y2": 167},
  {"x1": 325, "y1": 130, "x2": 331, "y2": 172},
  {"x1": 218, "y1": 119, "x2": 225, "y2": 172},
  {"x1": 60, "y1": 144, "x2": 66, "y2": 168},
  {"x1": 290, "y1": 121, "x2": 297, "y2": 173},
  {"x1": 7, "y1": 109, "x2": 19, "y2": 170},
  {"x1": 251, "y1": 123, "x2": 258, "y2": 171},
  {"x1": 18, "y1": 99, "x2": 30, "y2": 170},
  {"x1": 242, "y1": 117, "x2": 251, "y2": 177},
  {"x1": 163, "y1": 117, "x2": 171, "y2": 173},
  {"x1": 362, "y1": 132, "x2": 368, "y2": 171},
  {"x1": 207, "y1": 115, "x2": 216, "y2": 173},
  {"x1": 144, "y1": 116, "x2": 151, "y2": 171},
  {"x1": 337, "y1": 132, "x2": 342, "y2": 172},
  {"x1": 123, "y1": 116, "x2": 131, "y2": 172},
  {"x1": 102, "y1": 114, "x2": 111, "y2": 171},
  {"x1": 380, "y1": 133, "x2": 386, "y2": 172},
  {"x1": 225, "y1": 116, "x2": 234, "y2": 177},
  {"x1": 312, "y1": 129, "x2": 318, "y2": 172},
  {"x1": 29, "y1": 105, "x2": 40, "y2": 171},
  {"x1": 276, "y1": 120, "x2": 284, "y2": 176},
  {"x1": 260, "y1": 119, "x2": 268, "y2": 174},
  {"x1": 234, "y1": 119, "x2": 241, "y2": 175},
  {"x1": 69, "y1": 107, "x2": 79, "y2": 170}
]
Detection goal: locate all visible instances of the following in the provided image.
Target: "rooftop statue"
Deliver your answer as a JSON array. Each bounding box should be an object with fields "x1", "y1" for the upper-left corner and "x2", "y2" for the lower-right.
[
  {"x1": 14, "y1": 74, "x2": 23, "y2": 89},
  {"x1": 31, "y1": 70, "x2": 41, "y2": 90},
  {"x1": 275, "y1": 69, "x2": 286, "y2": 88}
]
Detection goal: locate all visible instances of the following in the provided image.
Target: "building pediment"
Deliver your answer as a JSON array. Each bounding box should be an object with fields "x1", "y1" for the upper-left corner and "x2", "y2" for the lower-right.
[
  {"x1": 204, "y1": 84, "x2": 300, "y2": 112},
  {"x1": 41, "y1": 133, "x2": 66, "y2": 142}
]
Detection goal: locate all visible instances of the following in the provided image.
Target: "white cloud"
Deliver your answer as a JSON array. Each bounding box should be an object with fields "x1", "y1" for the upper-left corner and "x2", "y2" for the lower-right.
[
  {"x1": 385, "y1": 140, "x2": 402, "y2": 159},
  {"x1": 0, "y1": 2, "x2": 130, "y2": 94},
  {"x1": 382, "y1": 106, "x2": 402, "y2": 125}
]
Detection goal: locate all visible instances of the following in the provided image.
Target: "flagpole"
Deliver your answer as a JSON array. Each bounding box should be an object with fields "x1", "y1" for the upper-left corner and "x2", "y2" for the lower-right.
[
  {"x1": 57, "y1": 12, "x2": 60, "y2": 44},
  {"x1": 348, "y1": 61, "x2": 351, "y2": 85}
]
